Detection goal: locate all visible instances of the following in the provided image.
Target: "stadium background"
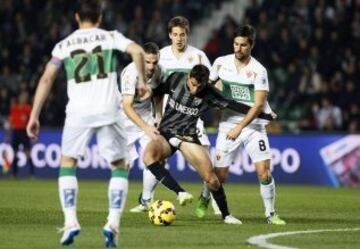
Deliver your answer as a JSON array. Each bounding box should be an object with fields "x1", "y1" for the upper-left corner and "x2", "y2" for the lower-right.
[
  {"x1": 0, "y1": 1, "x2": 360, "y2": 249},
  {"x1": 1, "y1": 0, "x2": 359, "y2": 187}
]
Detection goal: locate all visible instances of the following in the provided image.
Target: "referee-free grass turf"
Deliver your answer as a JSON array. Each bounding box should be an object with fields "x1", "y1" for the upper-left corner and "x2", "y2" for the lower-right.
[{"x1": 0, "y1": 179, "x2": 359, "y2": 249}]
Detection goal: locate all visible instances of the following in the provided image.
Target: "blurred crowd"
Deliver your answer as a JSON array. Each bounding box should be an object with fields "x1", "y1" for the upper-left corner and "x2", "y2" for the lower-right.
[
  {"x1": 0, "y1": 0, "x2": 220, "y2": 127},
  {"x1": 1, "y1": 0, "x2": 359, "y2": 133},
  {"x1": 204, "y1": 0, "x2": 360, "y2": 132}
]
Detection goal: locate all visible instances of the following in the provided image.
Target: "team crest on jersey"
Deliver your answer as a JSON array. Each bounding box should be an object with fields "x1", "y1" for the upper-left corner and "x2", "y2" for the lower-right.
[
  {"x1": 188, "y1": 56, "x2": 194, "y2": 63},
  {"x1": 246, "y1": 71, "x2": 253, "y2": 78},
  {"x1": 193, "y1": 97, "x2": 202, "y2": 105},
  {"x1": 216, "y1": 152, "x2": 222, "y2": 161}
]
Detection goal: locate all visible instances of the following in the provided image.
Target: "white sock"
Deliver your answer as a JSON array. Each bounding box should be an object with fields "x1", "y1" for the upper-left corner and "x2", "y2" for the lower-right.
[
  {"x1": 260, "y1": 177, "x2": 275, "y2": 217},
  {"x1": 58, "y1": 176, "x2": 79, "y2": 227},
  {"x1": 201, "y1": 182, "x2": 211, "y2": 198},
  {"x1": 141, "y1": 168, "x2": 158, "y2": 201},
  {"x1": 107, "y1": 177, "x2": 128, "y2": 229}
]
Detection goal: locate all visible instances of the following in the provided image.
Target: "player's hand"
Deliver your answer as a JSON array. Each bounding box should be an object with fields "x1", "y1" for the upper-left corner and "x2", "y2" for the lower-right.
[
  {"x1": 145, "y1": 125, "x2": 160, "y2": 140},
  {"x1": 226, "y1": 126, "x2": 242, "y2": 141},
  {"x1": 271, "y1": 111, "x2": 278, "y2": 120},
  {"x1": 26, "y1": 118, "x2": 40, "y2": 142},
  {"x1": 137, "y1": 83, "x2": 152, "y2": 101}
]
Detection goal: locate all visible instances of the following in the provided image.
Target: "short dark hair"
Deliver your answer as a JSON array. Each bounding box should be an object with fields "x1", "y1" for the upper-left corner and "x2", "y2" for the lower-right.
[
  {"x1": 189, "y1": 64, "x2": 209, "y2": 87},
  {"x1": 234, "y1": 25, "x2": 256, "y2": 45},
  {"x1": 77, "y1": 0, "x2": 103, "y2": 23},
  {"x1": 168, "y1": 16, "x2": 190, "y2": 34},
  {"x1": 143, "y1": 42, "x2": 160, "y2": 55}
]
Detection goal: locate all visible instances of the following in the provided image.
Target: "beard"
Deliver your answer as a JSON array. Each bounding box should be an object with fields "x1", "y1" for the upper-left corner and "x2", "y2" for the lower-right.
[{"x1": 235, "y1": 53, "x2": 249, "y2": 62}]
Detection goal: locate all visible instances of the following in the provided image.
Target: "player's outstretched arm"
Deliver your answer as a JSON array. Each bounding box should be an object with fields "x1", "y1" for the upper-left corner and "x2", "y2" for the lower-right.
[
  {"x1": 27, "y1": 63, "x2": 59, "y2": 141},
  {"x1": 125, "y1": 43, "x2": 150, "y2": 100}
]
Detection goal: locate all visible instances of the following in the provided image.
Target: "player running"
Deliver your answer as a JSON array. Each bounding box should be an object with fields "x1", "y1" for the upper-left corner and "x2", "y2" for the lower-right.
[
  {"x1": 197, "y1": 25, "x2": 286, "y2": 225},
  {"x1": 26, "y1": 0, "x2": 149, "y2": 247}
]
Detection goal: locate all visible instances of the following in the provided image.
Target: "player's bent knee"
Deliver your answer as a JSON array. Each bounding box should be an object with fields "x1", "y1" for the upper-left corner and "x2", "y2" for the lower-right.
[
  {"x1": 143, "y1": 151, "x2": 160, "y2": 166},
  {"x1": 206, "y1": 176, "x2": 220, "y2": 191},
  {"x1": 215, "y1": 168, "x2": 228, "y2": 183}
]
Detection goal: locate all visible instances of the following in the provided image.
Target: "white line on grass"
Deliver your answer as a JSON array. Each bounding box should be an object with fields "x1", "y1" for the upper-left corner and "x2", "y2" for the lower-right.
[{"x1": 247, "y1": 228, "x2": 360, "y2": 249}]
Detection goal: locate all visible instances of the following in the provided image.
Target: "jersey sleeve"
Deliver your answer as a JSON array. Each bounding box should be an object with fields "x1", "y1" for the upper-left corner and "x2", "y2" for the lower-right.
[
  {"x1": 49, "y1": 42, "x2": 64, "y2": 68},
  {"x1": 199, "y1": 51, "x2": 211, "y2": 69},
  {"x1": 112, "y1": 31, "x2": 134, "y2": 52},
  {"x1": 254, "y1": 68, "x2": 269, "y2": 91},
  {"x1": 207, "y1": 86, "x2": 230, "y2": 109},
  {"x1": 120, "y1": 66, "x2": 137, "y2": 95},
  {"x1": 209, "y1": 57, "x2": 222, "y2": 82}
]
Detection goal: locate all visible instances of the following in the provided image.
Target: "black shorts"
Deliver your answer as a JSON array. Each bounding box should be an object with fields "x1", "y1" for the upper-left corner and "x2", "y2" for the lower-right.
[{"x1": 160, "y1": 130, "x2": 201, "y2": 155}]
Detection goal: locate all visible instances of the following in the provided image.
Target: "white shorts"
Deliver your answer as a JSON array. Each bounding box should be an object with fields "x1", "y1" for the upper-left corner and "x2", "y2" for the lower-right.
[
  {"x1": 61, "y1": 121, "x2": 128, "y2": 163},
  {"x1": 214, "y1": 122, "x2": 271, "y2": 168},
  {"x1": 126, "y1": 133, "x2": 151, "y2": 164},
  {"x1": 196, "y1": 118, "x2": 210, "y2": 146}
]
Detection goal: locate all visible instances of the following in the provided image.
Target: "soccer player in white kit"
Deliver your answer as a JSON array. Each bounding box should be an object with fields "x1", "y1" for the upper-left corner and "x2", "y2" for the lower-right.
[
  {"x1": 26, "y1": 0, "x2": 149, "y2": 247},
  {"x1": 199, "y1": 25, "x2": 286, "y2": 225},
  {"x1": 119, "y1": 42, "x2": 163, "y2": 212},
  {"x1": 129, "y1": 16, "x2": 220, "y2": 215}
]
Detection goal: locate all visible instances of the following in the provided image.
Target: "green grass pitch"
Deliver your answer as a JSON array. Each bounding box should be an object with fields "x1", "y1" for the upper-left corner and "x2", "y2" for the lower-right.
[{"x1": 0, "y1": 179, "x2": 359, "y2": 249}]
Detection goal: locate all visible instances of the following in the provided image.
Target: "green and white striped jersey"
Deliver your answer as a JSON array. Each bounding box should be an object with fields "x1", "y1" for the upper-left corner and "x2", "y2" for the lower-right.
[
  {"x1": 159, "y1": 45, "x2": 211, "y2": 78},
  {"x1": 210, "y1": 54, "x2": 272, "y2": 125},
  {"x1": 50, "y1": 28, "x2": 133, "y2": 127}
]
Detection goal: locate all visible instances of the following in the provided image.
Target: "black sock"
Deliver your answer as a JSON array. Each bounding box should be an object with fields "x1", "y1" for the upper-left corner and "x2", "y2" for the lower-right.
[
  {"x1": 210, "y1": 185, "x2": 230, "y2": 219},
  {"x1": 147, "y1": 162, "x2": 185, "y2": 194}
]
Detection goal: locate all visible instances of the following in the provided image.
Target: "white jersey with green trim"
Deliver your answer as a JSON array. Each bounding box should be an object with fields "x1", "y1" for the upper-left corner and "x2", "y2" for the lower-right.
[
  {"x1": 119, "y1": 62, "x2": 162, "y2": 138},
  {"x1": 51, "y1": 28, "x2": 133, "y2": 127},
  {"x1": 210, "y1": 54, "x2": 272, "y2": 125},
  {"x1": 159, "y1": 45, "x2": 211, "y2": 77}
]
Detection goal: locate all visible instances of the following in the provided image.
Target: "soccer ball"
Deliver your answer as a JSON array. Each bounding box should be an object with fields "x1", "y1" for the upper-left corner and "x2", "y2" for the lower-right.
[{"x1": 148, "y1": 200, "x2": 176, "y2": 225}]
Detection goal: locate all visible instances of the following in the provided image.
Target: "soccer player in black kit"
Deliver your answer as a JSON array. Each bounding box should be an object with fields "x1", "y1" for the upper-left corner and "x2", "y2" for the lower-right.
[{"x1": 143, "y1": 64, "x2": 272, "y2": 224}]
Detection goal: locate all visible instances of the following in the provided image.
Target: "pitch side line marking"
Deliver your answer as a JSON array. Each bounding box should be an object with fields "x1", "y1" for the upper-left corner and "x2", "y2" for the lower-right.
[{"x1": 247, "y1": 228, "x2": 360, "y2": 249}]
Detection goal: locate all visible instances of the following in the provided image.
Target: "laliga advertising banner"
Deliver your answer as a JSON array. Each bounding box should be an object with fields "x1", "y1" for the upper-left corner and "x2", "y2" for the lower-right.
[{"x1": 0, "y1": 130, "x2": 360, "y2": 187}]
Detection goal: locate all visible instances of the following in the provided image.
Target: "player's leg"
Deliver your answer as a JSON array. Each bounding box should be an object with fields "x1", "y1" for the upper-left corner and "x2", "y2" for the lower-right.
[
  {"x1": 98, "y1": 122, "x2": 129, "y2": 248},
  {"x1": 180, "y1": 142, "x2": 241, "y2": 224},
  {"x1": 196, "y1": 119, "x2": 221, "y2": 215},
  {"x1": 143, "y1": 135, "x2": 192, "y2": 205},
  {"x1": 11, "y1": 131, "x2": 20, "y2": 177},
  {"x1": 195, "y1": 123, "x2": 237, "y2": 218},
  {"x1": 130, "y1": 136, "x2": 158, "y2": 212},
  {"x1": 58, "y1": 125, "x2": 93, "y2": 245},
  {"x1": 244, "y1": 125, "x2": 286, "y2": 225},
  {"x1": 22, "y1": 130, "x2": 34, "y2": 177},
  {"x1": 58, "y1": 155, "x2": 81, "y2": 245}
]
